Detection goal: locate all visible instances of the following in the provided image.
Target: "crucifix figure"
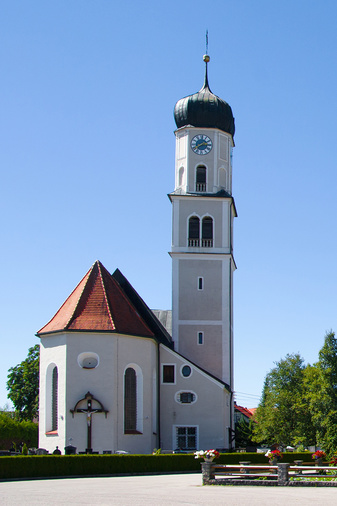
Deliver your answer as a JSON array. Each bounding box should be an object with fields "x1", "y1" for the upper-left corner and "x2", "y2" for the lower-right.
[{"x1": 70, "y1": 392, "x2": 108, "y2": 453}]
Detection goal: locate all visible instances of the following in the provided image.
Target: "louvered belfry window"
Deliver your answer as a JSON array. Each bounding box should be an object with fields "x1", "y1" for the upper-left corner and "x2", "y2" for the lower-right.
[
  {"x1": 124, "y1": 368, "x2": 137, "y2": 432},
  {"x1": 188, "y1": 216, "x2": 200, "y2": 247},
  {"x1": 196, "y1": 166, "x2": 206, "y2": 192},
  {"x1": 202, "y1": 217, "x2": 213, "y2": 247},
  {"x1": 52, "y1": 366, "x2": 58, "y2": 431}
]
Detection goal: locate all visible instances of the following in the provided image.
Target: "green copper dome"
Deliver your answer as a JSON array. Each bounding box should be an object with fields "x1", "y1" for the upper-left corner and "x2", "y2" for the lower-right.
[{"x1": 174, "y1": 56, "x2": 235, "y2": 138}]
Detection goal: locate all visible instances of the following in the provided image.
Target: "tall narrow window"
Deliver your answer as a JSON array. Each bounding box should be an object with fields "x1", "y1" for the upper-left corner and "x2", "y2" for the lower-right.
[
  {"x1": 124, "y1": 368, "x2": 137, "y2": 432},
  {"x1": 188, "y1": 216, "x2": 200, "y2": 247},
  {"x1": 198, "y1": 277, "x2": 203, "y2": 290},
  {"x1": 198, "y1": 332, "x2": 204, "y2": 345},
  {"x1": 52, "y1": 366, "x2": 58, "y2": 431},
  {"x1": 202, "y1": 217, "x2": 213, "y2": 247},
  {"x1": 196, "y1": 166, "x2": 206, "y2": 192}
]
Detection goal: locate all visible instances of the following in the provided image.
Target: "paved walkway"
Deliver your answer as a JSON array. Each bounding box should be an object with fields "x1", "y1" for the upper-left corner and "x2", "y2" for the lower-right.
[{"x1": 1, "y1": 473, "x2": 337, "y2": 505}]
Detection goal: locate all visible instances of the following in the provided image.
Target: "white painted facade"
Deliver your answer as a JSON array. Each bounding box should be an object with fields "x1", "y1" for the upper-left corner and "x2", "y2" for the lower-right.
[
  {"x1": 160, "y1": 345, "x2": 231, "y2": 451},
  {"x1": 39, "y1": 332, "x2": 158, "y2": 454},
  {"x1": 38, "y1": 64, "x2": 237, "y2": 455},
  {"x1": 170, "y1": 126, "x2": 236, "y2": 387}
]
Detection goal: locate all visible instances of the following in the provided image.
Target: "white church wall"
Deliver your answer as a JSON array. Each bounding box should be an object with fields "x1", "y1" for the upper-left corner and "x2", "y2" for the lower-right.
[
  {"x1": 39, "y1": 332, "x2": 158, "y2": 454},
  {"x1": 116, "y1": 335, "x2": 158, "y2": 454},
  {"x1": 64, "y1": 332, "x2": 115, "y2": 454},
  {"x1": 160, "y1": 345, "x2": 229, "y2": 452},
  {"x1": 178, "y1": 259, "x2": 222, "y2": 320},
  {"x1": 174, "y1": 127, "x2": 233, "y2": 195},
  {"x1": 172, "y1": 199, "x2": 231, "y2": 253},
  {"x1": 39, "y1": 334, "x2": 66, "y2": 453}
]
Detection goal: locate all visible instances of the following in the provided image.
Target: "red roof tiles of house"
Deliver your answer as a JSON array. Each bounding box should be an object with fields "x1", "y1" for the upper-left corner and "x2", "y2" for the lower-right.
[
  {"x1": 234, "y1": 404, "x2": 254, "y2": 419},
  {"x1": 37, "y1": 260, "x2": 154, "y2": 338}
]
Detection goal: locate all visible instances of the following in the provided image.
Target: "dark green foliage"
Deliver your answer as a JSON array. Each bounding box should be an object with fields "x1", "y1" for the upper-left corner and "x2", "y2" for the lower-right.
[
  {"x1": 7, "y1": 345, "x2": 39, "y2": 421},
  {"x1": 0, "y1": 454, "x2": 200, "y2": 479},
  {"x1": 0, "y1": 452, "x2": 313, "y2": 480},
  {"x1": 305, "y1": 331, "x2": 337, "y2": 455},
  {"x1": 0, "y1": 413, "x2": 38, "y2": 450},
  {"x1": 253, "y1": 331, "x2": 337, "y2": 455},
  {"x1": 235, "y1": 418, "x2": 256, "y2": 447},
  {"x1": 252, "y1": 354, "x2": 316, "y2": 447}
]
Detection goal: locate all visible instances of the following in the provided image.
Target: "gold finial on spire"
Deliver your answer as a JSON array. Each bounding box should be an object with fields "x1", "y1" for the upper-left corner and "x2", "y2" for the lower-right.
[{"x1": 203, "y1": 30, "x2": 210, "y2": 63}]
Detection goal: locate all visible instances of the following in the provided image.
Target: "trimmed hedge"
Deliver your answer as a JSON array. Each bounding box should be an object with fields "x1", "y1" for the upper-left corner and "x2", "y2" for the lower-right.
[{"x1": 0, "y1": 452, "x2": 314, "y2": 481}]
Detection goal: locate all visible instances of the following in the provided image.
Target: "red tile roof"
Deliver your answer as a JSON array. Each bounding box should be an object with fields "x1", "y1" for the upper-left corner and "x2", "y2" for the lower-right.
[
  {"x1": 234, "y1": 404, "x2": 254, "y2": 418},
  {"x1": 37, "y1": 261, "x2": 154, "y2": 338}
]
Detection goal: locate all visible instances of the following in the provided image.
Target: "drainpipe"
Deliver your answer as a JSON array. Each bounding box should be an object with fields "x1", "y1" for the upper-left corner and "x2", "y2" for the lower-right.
[
  {"x1": 157, "y1": 342, "x2": 161, "y2": 450},
  {"x1": 229, "y1": 251, "x2": 234, "y2": 450}
]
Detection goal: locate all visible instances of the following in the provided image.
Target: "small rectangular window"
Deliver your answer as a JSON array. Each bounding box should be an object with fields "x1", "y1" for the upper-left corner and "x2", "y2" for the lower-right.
[
  {"x1": 176, "y1": 426, "x2": 197, "y2": 451},
  {"x1": 198, "y1": 332, "x2": 204, "y2": 345},
  {"x1": 163, "y1": 365, "x2": 175, "y2": 383},
  {"x1": 198, "y1": 277, "x2": 203, "y2": 290}
]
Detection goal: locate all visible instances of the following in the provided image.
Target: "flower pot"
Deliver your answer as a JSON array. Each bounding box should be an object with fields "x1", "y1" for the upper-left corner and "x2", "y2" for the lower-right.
[
  {"x1": 315, "y1": 458, "x2": 323, "y2": 466},
  {"x1": 204, "y1": 457, "x2": 214, "y2": 462}
]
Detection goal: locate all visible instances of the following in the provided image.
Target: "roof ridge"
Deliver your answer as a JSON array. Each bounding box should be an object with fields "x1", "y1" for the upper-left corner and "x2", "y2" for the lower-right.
[
  {"x1": 37, "y1": 263, "x2": 93, "y2": 333},
  {"x1": 65, "y1": 262, "x2": 96, "y2": 329},
  {"x1": 96, "y1": 261, "x2": 116, "y2": 331}
]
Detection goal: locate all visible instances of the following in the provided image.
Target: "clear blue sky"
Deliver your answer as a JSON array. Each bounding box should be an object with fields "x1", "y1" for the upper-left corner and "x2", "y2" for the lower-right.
[{"x1": 1, "y1": 0, "x2": 337, "y2": 409}]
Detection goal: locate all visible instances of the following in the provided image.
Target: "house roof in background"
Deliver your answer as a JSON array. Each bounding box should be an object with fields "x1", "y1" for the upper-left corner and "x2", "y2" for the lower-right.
[{"x1": 234, "y1": 403, "x2": 254, "y2": 418}]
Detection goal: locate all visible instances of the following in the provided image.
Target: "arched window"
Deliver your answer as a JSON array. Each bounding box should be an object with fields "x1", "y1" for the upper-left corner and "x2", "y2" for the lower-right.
[
  {"x1": 202, "y1": 217, "x2": 213, "y2": 247},
  {"x1": 52, "y1": 366, "x2": 58, "y2": 431},
  {"x1": 196, "y1": 165, "x2": 206, "y2": 192},
  {"x1": 188, "y1": 216, "x2": 200, "y2": 247},
  {"x1": 45, "y1": 363, "x2": 58, "y2": 433},
  {"x1": 124, "y1": 367, "x2": 137, "y2": 433}
]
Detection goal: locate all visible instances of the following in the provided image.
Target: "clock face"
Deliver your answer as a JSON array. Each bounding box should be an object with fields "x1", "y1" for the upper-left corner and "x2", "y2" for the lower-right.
[{"x1": 191, "y1": 134, "x2": 213, "y2": 155}]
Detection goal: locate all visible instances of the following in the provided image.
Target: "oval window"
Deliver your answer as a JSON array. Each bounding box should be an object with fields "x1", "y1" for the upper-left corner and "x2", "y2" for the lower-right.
[
  {"x1": 175, "y1": 390, "x2": 197, "y2": 405},
  {"x1": 181, "y1": 365, "x2": 192, "y2": 377}
]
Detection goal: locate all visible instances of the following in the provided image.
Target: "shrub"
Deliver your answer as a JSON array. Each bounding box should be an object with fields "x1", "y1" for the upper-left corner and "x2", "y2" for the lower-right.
[{"x1": 0, "y1": 413, "x2": 37, "y2": 450}]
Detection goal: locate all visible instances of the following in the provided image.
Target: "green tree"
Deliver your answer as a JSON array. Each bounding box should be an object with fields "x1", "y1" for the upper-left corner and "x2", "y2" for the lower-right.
[
  {"x1": 252, "y1": 353, "x2": 316, "y2": 447},
  {"x1": 0, "y1": 412, "x2": 38, "y2": 450},
  {"x1": 235, "y1": 418, "x2": 257, "y2": 447},
  {"x1": 305, "y1": 331, "x2": 337, "y2": 455},
  {"x1": 7, "y1": 345, "x2": 39, "y2": 421}
]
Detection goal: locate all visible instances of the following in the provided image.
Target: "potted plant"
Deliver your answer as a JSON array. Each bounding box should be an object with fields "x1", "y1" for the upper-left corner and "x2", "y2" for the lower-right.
[
  {"x1": 265, "y1": 449, "x2": 282, "y2": 465},
  {"x1": 194, "y1": 449, "x2": 220, "y2": 462},
  {"x1": 312, "y1": 450, "x2": 326, "y2": 466}
]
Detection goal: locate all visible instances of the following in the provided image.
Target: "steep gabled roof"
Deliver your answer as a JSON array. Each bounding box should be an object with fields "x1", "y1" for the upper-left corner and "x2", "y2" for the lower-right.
[
  {"x1": 112, "y1": 269, "x2": 173, "y2": 348},
  {"x1": 37, "y1": 261, "x2": 156, "y2": 339}
]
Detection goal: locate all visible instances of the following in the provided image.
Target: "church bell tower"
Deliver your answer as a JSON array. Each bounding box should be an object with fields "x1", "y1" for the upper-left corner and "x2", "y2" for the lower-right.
[{"x1": 169, "y1": 54, "x2": 236, "y2": 388}]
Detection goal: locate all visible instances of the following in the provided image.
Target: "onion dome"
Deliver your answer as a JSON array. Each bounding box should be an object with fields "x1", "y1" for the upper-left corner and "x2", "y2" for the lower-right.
[{"x1": 174, "y1": 55, "x2": 235, "y2": 138}]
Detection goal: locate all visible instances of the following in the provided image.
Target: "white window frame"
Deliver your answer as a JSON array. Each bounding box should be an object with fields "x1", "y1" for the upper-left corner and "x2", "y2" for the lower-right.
[
  {"x1": 180, "y1": 364, "x2": 193, "y2": 378},
  {"x1": 173, "y1": 425, "x2": 199, "y2": 451},
  {"x1": 175, "y1": 390, "x2": 197, "y2": 405},
  {"x1": 123, "y1": 363, "x2": 143, "y2": 434}
]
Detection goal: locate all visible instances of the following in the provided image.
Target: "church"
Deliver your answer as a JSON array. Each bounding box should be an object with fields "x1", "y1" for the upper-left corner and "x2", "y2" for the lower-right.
[{"x1": 37, "y1": 53, "x2": 237, "y2": 454}]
